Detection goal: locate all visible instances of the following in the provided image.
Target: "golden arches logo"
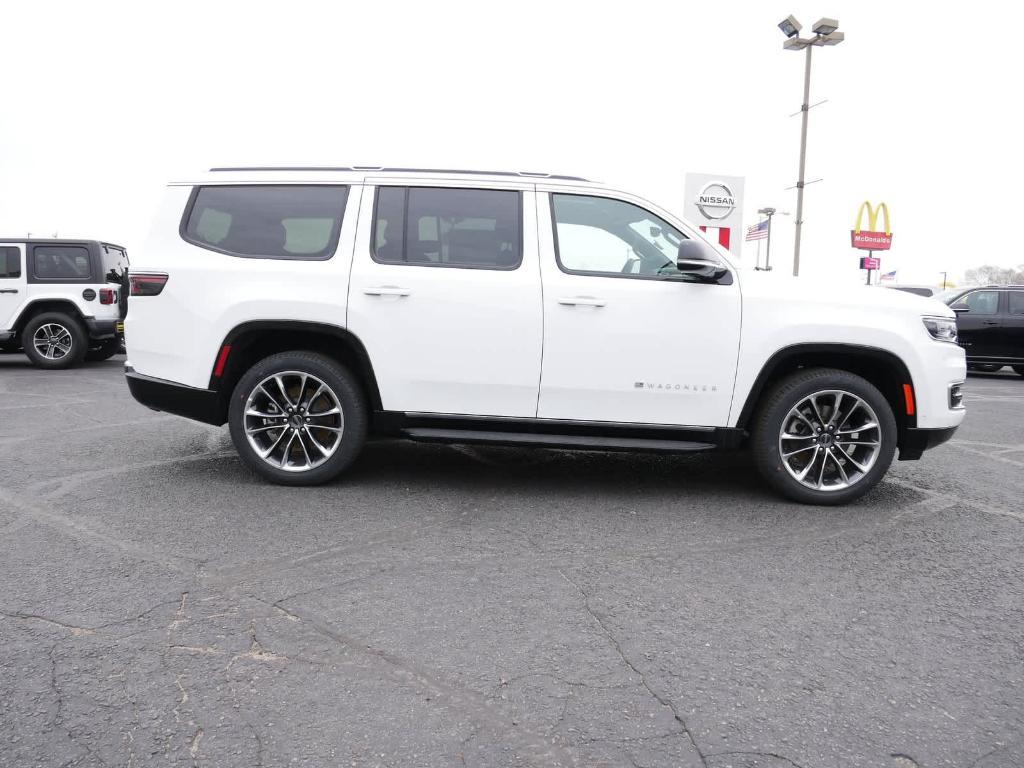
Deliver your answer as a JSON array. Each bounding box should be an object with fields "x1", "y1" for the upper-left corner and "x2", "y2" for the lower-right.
[{"x1": 854, "y1": 201, "x2": 890, "y2": 235}]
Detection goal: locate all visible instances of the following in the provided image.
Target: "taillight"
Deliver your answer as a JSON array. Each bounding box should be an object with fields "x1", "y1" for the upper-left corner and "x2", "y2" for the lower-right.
[
  {"x1": 129, "y1": 273, "x2": 169, "y2": 296},
  {"x1": 99, "y1": 288, "x2": 117, "y2": 305}
]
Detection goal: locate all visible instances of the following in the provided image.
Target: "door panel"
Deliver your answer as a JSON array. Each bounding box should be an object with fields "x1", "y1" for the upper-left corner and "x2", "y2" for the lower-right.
[
  {"x1": 955, "y1": 289, "x2": 1002, "y2": 359},
  {"x1": 347, "y1": 185, "x2": 542, "y2": 417},
  {"x1": 1002, "y1": 290, "x2": 1024, "y2": 362},
  {"x1": 0, "y1": 244, "x2": 26, "y2": 330},
  {"x1": 536, "y1": 191, "x2": 740, "y2": 427}
]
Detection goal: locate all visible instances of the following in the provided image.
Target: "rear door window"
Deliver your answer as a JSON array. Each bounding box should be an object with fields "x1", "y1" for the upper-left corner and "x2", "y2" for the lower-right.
[
  {"x1": 32, "y1": 245, "x2": 91, "y2": 280},
  {"x1": 182, "y1": 185, "x2": 349, "y2": 260},
  {"x1": 1008, "y1": 291, "x2": 1024, "y2": 315},
  {"x1": 371, "y1": 187, "x2": 522, "y2": 270}
]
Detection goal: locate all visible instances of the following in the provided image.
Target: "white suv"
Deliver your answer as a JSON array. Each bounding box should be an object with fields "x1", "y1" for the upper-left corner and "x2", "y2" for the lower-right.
[
  {"x1": 125, "y1": 167, "x2": 966, "y2": 504},
  {"x1": 1, "y1": 239, "x2": 127, "y2": 368}
]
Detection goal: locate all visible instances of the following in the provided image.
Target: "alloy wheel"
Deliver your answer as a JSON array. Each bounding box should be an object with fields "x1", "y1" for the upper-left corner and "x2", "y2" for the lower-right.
[
  {"x1": 32, "y1": 323, "x2": 73, "y2": 360},
  {"x1": 777, "y1": 389, "x2": 882, "y2": 492},
  {"x1": 243, "y1": 371, "x2": 345, "y2": 472}
]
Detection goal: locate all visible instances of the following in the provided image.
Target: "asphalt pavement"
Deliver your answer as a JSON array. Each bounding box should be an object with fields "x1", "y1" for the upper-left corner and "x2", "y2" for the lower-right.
[{"x1": 1, "y1": 355, "x2": 1022, "y2": 768}]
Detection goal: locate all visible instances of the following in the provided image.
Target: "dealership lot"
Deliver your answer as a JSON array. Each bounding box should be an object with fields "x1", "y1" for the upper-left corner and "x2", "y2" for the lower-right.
[{"x1": 1, "y1": 357, "x2": 1022, "y2": 768}]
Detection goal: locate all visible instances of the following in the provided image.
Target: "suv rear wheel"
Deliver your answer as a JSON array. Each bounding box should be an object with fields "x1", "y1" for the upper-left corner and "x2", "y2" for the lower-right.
[
  {"x1": 228, "y1": 351, "x2": 368, "y2": 486},
  {"x1": 21, "y1": 312, "x2": 88, "y2": 370},
  {"x1": 751, "y1": 368, "x2": 897, "y2": 505}
]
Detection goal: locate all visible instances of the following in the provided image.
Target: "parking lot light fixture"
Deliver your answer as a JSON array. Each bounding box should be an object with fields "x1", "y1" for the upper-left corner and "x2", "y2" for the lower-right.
[
  {"x1": 811, "y1": 17, "x2": 839, "y2": 35},
  {"x1": 779, "y1": 15, "x2": 845, "y2": 277},
  {"x1": 778, "y1": 15, "x2": 803, "y2": 38}
]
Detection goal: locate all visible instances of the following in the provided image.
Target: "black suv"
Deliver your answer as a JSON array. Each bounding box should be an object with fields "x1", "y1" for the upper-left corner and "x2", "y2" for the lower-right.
[{"x1": 941, "y1": 286, "x2": 1024, "y2": 375}]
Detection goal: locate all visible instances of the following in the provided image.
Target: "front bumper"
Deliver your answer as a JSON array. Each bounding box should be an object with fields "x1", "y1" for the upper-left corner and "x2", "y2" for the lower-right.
[
  {"x1": 898, "y1": 425, "x2": 959, "y2": 461},
  {"x1": 125, "y1": 365, "x2": 224, "y2": 426}
]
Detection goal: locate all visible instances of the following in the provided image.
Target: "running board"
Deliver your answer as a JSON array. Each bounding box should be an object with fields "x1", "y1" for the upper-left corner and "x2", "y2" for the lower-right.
[{"x1": 401, "y1": 428, "x2": 717, "y2": 453}]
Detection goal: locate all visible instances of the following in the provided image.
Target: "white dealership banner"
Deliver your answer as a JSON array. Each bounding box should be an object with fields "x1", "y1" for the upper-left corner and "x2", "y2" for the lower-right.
[{"x1": 683, "y1": 173, "x2": 745, "y2": 257}]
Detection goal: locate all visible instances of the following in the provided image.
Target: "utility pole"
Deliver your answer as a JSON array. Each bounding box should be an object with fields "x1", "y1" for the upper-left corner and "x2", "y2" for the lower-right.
[{"x1": 940, "y1": 271, "x2": 948, "y2": 290}]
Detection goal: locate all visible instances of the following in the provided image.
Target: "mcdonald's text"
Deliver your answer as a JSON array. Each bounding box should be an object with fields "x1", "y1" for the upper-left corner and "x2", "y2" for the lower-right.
[{"x1": 851, "y1": 230, "x2": 893, "y2": 250}]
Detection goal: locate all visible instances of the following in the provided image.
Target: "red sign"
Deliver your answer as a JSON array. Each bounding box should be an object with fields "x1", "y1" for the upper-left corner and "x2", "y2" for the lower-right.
[
  {"x1": 851, "y1": 230, "x2": 893, "y2": 250},
  {"x1": 860, "y1": 256, "x2": 880, "y2": 270}
]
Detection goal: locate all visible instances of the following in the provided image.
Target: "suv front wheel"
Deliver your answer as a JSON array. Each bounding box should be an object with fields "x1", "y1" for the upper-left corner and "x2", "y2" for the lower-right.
[
  {"x1": 751, "y1": 368, "x2": 897, "y2": 505},
  {"x1": 228, "y1": 351, "x2": 368, "y2": 486}
]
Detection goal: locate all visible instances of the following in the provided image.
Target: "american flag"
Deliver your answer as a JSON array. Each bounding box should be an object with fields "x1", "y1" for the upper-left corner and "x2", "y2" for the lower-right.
[
  {"x1": 745, "y1": 220, "x2": 768, "y2": 241},
  {"x1": 880, "y1": 270, "x2": 897, "y2": 281}
]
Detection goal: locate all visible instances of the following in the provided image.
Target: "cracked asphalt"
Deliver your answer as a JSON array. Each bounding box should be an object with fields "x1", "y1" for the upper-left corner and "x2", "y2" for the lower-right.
[{"x1": 1, "y1": 355, "x2": 1023, "y2": 768}]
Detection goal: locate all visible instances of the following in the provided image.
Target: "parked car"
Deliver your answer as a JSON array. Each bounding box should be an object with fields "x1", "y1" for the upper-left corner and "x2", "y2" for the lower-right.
[
  {"x1": 0, "y1": 239, "x2": 127, "y2": 368},
  {"x1": 940, "y1": 285, "x2": 1024, "y2": 376},
  {"x1": 885, "y1": 284, "x2": 939, "y2": 298},
  {"x1": 124, "y1": 167, "x2": 966, "y2": 505}
]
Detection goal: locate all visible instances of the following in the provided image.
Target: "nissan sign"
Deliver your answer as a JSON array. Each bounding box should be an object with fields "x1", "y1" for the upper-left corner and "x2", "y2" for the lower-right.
[
  {"x1": 695, "y1": 182, "x2": 736, "y2": 220},
  {"x1": 684, "y1": 173, "x2": 745, "y2": 257}
]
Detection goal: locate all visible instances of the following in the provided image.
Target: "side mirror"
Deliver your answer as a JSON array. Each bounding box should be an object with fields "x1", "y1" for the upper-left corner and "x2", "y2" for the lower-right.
[
  {"x1": 950, "y1": 301, "x2": 970, "y2": 314},
  {"x1": 676, "y1": 239, "x2": 729, "y2": 282}
]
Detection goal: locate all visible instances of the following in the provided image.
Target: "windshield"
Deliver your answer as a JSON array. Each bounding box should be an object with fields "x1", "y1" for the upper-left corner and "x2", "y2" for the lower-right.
[
  {"x1": 936, "y1": 288, "x2": 964, "y2": 305},
  {"x1": 102, "y1": 244, "x2": 129, "y2": 283}
]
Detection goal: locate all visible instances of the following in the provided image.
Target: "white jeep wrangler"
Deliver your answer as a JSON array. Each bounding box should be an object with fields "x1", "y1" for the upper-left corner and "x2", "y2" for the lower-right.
[
  {"x1": 0, "y1": 239, "x2": 127, "y2": 368},
  {"x1": 124, "y1": 168, "x2": 966, "y2": 504}
]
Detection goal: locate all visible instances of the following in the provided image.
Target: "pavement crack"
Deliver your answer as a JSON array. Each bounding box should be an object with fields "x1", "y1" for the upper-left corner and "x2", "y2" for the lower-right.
[
  {"x1": 707, "y1": 750, "x2": 807, "y2": 768},
  {"x1": 189, "y1": 726, "x2": 204, "y2": 765},
  {"x1": 557, "y1": 568, "x2": 708, "y2": 768},
  {"x1": 1, "y1": 610, "x2": 94, "y2": 636}
]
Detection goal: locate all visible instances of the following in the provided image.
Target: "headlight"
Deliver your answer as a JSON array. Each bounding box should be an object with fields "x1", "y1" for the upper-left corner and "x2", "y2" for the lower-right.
[{"x1": 923, "y1": 316, "x2": 958, "y2": 343}]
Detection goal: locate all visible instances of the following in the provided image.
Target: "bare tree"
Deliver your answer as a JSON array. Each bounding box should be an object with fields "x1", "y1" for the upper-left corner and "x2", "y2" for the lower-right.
[{"x1": 963, "y1": 264, "x2": 1024, "y2": 285}]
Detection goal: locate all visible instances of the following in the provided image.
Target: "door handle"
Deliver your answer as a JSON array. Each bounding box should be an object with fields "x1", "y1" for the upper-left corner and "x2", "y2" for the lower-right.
[
  {"x1": 0, "y1": 288, "x2": 17, "y2": 294},
  {"x1": 982, "y1": 320, "x2": 1000, "y2": 326},
  {"x1": 363, "y1": 286, "x2": 411, "y2": 297},
  {"x1": 558, "y1": 296, "x2": 606, "y2": 307}
]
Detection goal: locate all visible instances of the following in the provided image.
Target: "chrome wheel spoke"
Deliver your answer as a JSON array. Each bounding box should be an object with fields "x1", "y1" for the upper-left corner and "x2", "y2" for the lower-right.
[
  {"x1": 831, "y1": 449, "x2": 850, "y2": 485},
  {"x1": 783, "y1": 444, "x2": 816, "y2": 458},
  {"x1": 258, "y1": 427, "x2": 290, "y2": 459},
  {"x1": 833, "y1": 443, "x2": 869, "y2": 473},
  {"x1": 838, "y1": 421, "x2": 877, "y2": 435}
]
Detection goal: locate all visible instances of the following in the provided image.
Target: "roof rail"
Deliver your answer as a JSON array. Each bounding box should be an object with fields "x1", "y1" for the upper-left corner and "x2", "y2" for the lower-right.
[{"x1": 208, "y1": 166, "x2": 590, "y2": 182}]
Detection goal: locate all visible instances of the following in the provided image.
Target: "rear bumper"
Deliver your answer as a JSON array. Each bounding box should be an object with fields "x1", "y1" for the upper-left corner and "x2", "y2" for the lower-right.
[
  {"x1": 898, "y1": 425, "x2": 959, "y2": 461},
  {"x1": 85, "y1": 318, "x2": 120, "y2": 340},
  {"x1": 125, "y1": 365, "x2": 224, "y2": 426}
]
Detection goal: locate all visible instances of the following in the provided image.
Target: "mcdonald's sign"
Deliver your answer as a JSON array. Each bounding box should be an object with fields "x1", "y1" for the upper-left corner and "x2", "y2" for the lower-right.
[{"x1": 851, "y1": 201, "x2": 893, "y2": 251}]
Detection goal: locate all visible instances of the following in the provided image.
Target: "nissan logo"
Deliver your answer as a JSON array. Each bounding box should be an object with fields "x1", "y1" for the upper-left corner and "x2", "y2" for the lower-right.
[{"x1": 695, "y1": 182, "x2": 736, "y2": 220}]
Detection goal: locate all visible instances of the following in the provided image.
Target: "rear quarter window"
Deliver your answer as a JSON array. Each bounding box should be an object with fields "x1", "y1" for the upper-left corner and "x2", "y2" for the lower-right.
[
  {"x1": 32, "y1": 245, "x2": 92, "y2": 280},
  {"x1": 181, "y1": 185, "x2": 350, "y2": 260}
]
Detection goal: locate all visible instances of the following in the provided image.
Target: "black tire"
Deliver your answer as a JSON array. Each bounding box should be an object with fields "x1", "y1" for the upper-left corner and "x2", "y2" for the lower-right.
[
  {"x1": 228, "y1": 351, "x2": 368, "y2": 486},
  {"x1": 85, "y1": 338, "x2": 123, "y2": 362},
  {"x1": 751, "y1": 367, "x2": 897, "y2": 505},
  {"x1": 971, "y1": 363, "x2": 1003, "y2": 373},
  {"x1": 1013, "y1": 365, "x2": 1024, "y2": 377},
  {"x1": 20, "y1": 312, "x2": 88, "y2": 370}
]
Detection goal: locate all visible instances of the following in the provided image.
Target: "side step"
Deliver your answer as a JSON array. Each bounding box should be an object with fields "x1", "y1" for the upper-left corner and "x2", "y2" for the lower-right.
[{"x1": 401, "y1": 428, "x2": 717, "y2": 453}]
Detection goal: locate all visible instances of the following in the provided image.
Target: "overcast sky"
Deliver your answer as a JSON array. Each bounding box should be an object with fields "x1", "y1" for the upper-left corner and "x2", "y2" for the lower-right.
[{"x1": 2, "y1": 0, "x2": 1020, "y2": 287}]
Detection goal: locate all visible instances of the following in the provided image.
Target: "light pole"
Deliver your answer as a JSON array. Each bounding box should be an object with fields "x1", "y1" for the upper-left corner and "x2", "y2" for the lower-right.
[
  {"x1": 755, "y1": 207, "x2": 789, "y2": 271},
  {"x1": 778, "y1": 15, "x2": 845, "y2": 277}
]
